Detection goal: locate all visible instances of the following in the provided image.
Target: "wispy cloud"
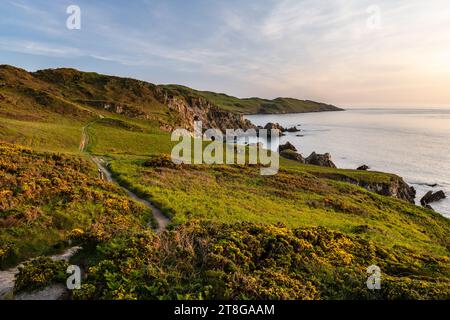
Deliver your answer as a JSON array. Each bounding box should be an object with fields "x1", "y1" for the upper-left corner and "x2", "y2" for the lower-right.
[
  {"x1": 1, "y1": 0, "x2": 450, "y2": 105},
  {"x1": 0, "y1": 38, "x2": 82, "y2": 57}
]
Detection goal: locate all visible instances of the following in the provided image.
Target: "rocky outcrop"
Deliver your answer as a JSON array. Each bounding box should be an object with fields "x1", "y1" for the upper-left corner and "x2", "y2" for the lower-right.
[
  {"x1": 264, "y1": 122, "x2": 285, "y2": 131},
  {"x1": 311, "y1": 171, "x2": 416, "y2": 203},
  {"x1": 286, "y1": 126, "x2": 301, "y2": 132},
  {"x1": 280, "y1": 150, "x2": 305, "y2": 163},
  {"x1": 278, "y1": 147, "x2": 337, "y2": 168},
  {"x1": 279, "y1": 142, "x2": 297, "y2": 152},
  {"x1": 357, "y1": 165, "x2": 370, "y2": 171},
  {"x1": 420, "y1": 190, "x2": 446, "y2": 206},
  {"x1": 305, "y1": 152, "x2": 336, "y2": 168},
  {"x1": 377, "y1": 178, "x2": 416, "y2": 203},
  {"x1": 78, "y1": 100, "x2": 150, "y2": 119},
  {"x1": 153, "y1": 87, "x2": 255, "y2": 132},
  {"x1": 348, "y1": 176, "x2": 415, "y2": 203}
]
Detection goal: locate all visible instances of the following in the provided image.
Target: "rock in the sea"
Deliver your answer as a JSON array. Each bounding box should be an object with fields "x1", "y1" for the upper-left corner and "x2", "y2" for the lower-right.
[
  {"x1": 420, "y1": 190, "x2": 446, "y2": 206},
  {"x1": 280, "y1": 150, "x2": 305, "y2": 163},
  {"x1": 279, "y1": 142, "x2": 297, "y2": 152},
  {"x1": 420, "y1": 191, "x2": 433, "y2": 206},
  {"x1": 305, "y1": 152, "x2": 336, "y2": 168},
  {"x1": 357, "y1": 165, "x2": 370, "y2": 171},
  {"x1": 286, "y1": 126, "x2": 301, "y2": 133},
  {"x1": 264, "y1": 122, "x2": 285, "y2": 132}
]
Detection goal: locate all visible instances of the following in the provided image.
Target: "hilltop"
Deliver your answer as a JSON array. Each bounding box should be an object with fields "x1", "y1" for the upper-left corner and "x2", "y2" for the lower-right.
[
  {"x1": 162, "y1": 84, "x2": 342, "y2": 114},
  {"x1": 0, "y1": 65, "x2": 341, "y2": 134}
]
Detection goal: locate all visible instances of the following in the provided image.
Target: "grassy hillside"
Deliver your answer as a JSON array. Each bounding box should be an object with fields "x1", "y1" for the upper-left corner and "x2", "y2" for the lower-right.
[
  {"x1": 1, "y1": 64, "x2": 450, "y2": 300},
  {"x1": 106, "y1": 155, "x2": 450, "y2": 257},
  {"x1": 0, "y1": 142, "x2": 152, "y2": 268},
  {"x1": 163, "y1": 84, "x2": 343, "y2": 114}
]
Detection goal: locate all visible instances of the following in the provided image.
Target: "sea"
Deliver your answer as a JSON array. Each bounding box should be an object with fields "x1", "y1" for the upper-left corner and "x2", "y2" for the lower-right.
[{"x1": 246, "y1": 108, "x2": 450, "y2": 218}]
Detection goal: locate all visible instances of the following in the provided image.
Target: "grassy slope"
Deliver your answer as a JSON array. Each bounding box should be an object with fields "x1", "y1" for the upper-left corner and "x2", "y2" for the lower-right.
[
  {"x1": 0, "y1": 118, "x2": 83, "y2": 153},
  {"x1": 0, "y1": 143, "x2": 152, "y2": 268},
  {"x1": 79, "y1": 120, "x2": 450, "y2": 258},
  {"x1": 163, "y1": 84, "x2": 343, "y2": 114},
  {"x1": 2, "y1": 64, "x2": 450, "y2": 299},
  {"x1": 107, "y1": 158, "x2": 450, "y2": 256},
  {"x1": 2, "y1": 100, "x2": 444, "y2": 260}
]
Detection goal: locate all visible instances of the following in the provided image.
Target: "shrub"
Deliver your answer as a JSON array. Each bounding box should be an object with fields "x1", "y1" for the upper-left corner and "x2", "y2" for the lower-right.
[
  {"x1": 14, "y1": 257, "x2": 69, "y2": 293},
  {"x1": 72, "y1": 221, "x2": 450, "y2": 300}
]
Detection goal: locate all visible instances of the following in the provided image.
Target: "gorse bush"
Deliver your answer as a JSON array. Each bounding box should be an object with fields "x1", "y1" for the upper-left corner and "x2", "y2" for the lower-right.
[
  {"x1": 14, "y1": 257, "x2": 69, "y2": 293},
  {"x1": 72, "y1": 221, "x2": 450, "y2": 300},
  {"x1": 0, "y1": 142, "x2": 152, "y2": 268}
]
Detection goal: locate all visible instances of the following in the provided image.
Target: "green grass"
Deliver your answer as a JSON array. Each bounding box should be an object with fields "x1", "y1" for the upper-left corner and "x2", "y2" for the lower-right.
[
  {"x1": 0, "y1": 117, "x2": 84, "y2": 153},
  {"x1": 3, "y1": 108, "x2": 449, "y2": 262},
  {"x1": 72, "y1": 116, "x2": 450, "y2": 259},
  {"x1": 87, "y1": 122, "x2": 172, "y2": 156},
  {"x1": 106, "y1": 156, "x2": 450, "y2": 257}
]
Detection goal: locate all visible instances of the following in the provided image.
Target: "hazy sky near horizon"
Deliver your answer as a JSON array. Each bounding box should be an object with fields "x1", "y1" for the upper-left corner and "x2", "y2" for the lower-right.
[{"x1": 1, "y1": 0, "x2": 450, "y2": 107}]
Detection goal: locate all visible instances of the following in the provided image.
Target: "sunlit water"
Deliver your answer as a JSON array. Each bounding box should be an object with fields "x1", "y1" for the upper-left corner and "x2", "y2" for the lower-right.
[{"x1": 246, "y1": 108, "x2": 450, "y2": 218}]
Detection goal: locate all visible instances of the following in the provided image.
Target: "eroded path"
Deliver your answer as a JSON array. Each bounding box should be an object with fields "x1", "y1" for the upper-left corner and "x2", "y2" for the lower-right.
[
  {"x1": 82, "y1": 119, "x2": 170, "y2": 233},
  {"x1": 91, "y1": 156, "x2": 170, "y2": 233}
]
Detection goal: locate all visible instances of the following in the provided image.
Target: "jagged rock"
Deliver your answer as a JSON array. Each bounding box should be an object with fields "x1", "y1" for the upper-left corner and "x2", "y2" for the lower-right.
[
  {"x1": 286, "y1": 126, "x2": 301, "y2": 132},
  {"x1": 420, "y1": 190, "x2": 446, "y2": 206},
  {"x1": 325, "y1": 175, "x2": 416, "y2": 203},
  {"x1": 305, "y1": 152, "x2": 336, "y2": 168},
  {"x1": 279, "y1": 142, "x2": 297, "y2": 152},
  {"x1": 357, "y1": 165, "x2": 370, "y2": 171},
  {"x1": 153, "y1": 87, "x2": 255, "y2": 132},
  {"x1": 280, "y1": 150, "x2": 305, "y2": 163},
  {"x1": 420, "y1": 191, "x2": 433, "y2": 206},
  {"x1": 393, "y1": 182, "x2": 416, "y2": 204},
  {"x1": 264, "y1": 122, "x2": 285, "y2": 132}
]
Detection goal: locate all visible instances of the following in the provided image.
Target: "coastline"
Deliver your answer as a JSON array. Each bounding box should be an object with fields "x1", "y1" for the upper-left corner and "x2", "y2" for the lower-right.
[
  {"x1": 241, "y1": 108, "x2": 345, "y2": 116},
  {"x1": 246, "y1": 108, "x2": 450, "y2": 217}
]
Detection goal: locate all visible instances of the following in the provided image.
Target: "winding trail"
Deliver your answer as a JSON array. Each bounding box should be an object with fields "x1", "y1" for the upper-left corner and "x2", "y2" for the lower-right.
[
  {"x1": 81, "y1": 118, "x2": 170, "y2": 233},
  {"x1": 0, "y1": 118, "x2": 169, "y2": 300}
]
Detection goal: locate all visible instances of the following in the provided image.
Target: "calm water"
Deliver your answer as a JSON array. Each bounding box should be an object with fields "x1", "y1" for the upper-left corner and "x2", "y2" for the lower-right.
[{"x1": 246, "y1": 108, "x2": 450, "y2": 218}]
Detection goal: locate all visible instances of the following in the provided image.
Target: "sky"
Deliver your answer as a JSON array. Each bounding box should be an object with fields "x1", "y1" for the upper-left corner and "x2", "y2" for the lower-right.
[{"x1": 1, "y1": 0, "x2": 450, "y2": 108}]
